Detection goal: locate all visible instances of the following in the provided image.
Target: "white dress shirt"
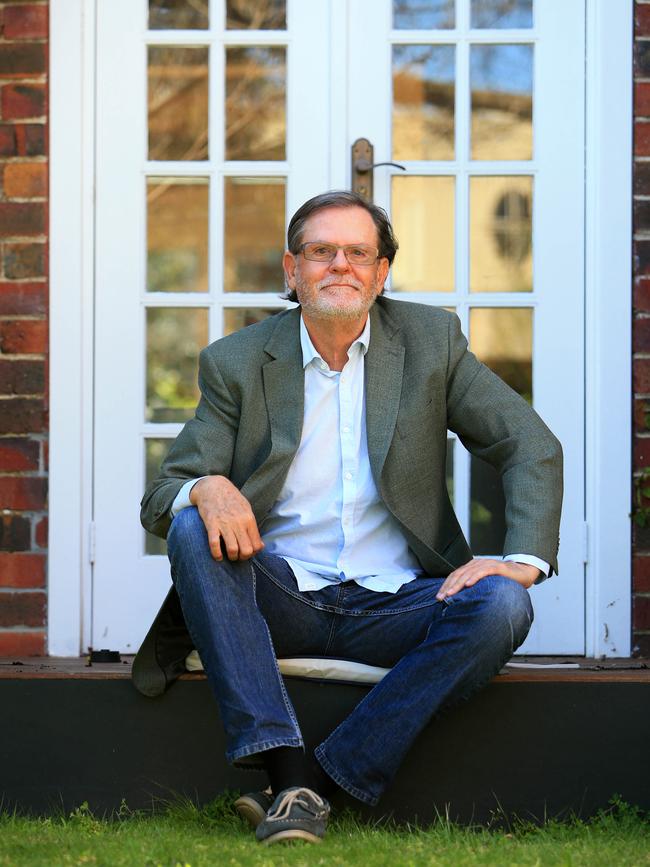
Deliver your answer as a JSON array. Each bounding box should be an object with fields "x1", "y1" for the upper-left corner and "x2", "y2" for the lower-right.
[{"x1": 171, "y1": 314, "x2": 549, "y2": 591}]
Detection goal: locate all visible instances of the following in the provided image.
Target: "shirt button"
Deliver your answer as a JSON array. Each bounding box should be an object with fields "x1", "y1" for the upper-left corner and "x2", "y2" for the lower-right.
[
  {"x1": 344, "y1": 471, "x2": 353, "y2": 481},
  {"x1": 342, "y1": 426, "x2": 350, "y2": 434}
]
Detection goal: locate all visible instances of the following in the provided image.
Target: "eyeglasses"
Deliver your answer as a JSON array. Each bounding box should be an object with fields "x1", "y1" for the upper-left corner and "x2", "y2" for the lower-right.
[{"x1": 298, "y1": 242, "x2": 380, "y2": 266}]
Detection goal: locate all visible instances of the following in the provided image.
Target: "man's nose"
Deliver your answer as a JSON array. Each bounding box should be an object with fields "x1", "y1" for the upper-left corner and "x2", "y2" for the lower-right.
[{"x1": 328, "y1": 248, "x2": 351, "y2": 272}]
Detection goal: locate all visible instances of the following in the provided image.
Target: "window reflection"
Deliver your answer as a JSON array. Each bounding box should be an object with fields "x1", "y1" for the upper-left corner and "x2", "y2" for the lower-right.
[
  {"x1": 149, "y1": 0, "x2": 209, "y2": 29},
  {"x1": 224, "y1": 308, "x2": 282, "y2": 335},
  {"x1": 226, "y1": 46, "x2": 286, "y2": 160},
  {"x1": 470, "y1": 44, "x2": 533, "y2": 160},
  {"x1": 144, "y1": 439, "x2": 173, "y2": 554},
  {"x1": 393, "y1": 45, "x2": 455, "y2": 160},
  {"x1": 393, "y1": 0, "x2": 455, "y2": 29},
  {"x1": 471, "y1": 0, "x2": 533, "y2": 29},
  {"x1": 470, "y1": 455, "x2": 506, "y2": 554},
  {"x1": 469, "y1": 307, "x2": 533, "y2": 403},
  {"x1": 226, "y1": 0, "x2": 286, "y2": 29}
]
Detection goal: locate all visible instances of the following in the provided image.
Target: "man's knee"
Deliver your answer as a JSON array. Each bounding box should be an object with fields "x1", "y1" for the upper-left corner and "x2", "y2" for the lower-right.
[
  {"x1": 479, "y1": 574, "x2": 533, "y2": 646},
  {"x1": 167, "y1": 506, "x2": 208, "y2": 560}
]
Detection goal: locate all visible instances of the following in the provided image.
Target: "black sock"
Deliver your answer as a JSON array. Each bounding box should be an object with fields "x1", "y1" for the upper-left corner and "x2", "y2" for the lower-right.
[{"x1": 263, "y1": 746, "x2": 338, "y2": 799}]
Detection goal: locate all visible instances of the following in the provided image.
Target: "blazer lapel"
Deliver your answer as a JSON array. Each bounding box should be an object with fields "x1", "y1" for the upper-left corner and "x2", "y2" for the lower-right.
[{"x1": 365, "y1": 303, "x2": 405, "y2": 486}]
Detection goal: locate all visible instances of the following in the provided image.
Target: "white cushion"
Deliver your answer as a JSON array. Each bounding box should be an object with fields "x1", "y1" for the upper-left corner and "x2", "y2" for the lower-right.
[{"x1": 185, "y1": 649, "x2": 389, "y2": 684}]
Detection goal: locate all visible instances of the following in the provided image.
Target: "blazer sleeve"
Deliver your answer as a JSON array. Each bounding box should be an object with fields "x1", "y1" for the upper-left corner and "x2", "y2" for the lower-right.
[
  {"x1": 444, "y1": 314, "x2": 563, "y2": 575},
  {"x1": 140, "y1": 346, "x2": 241, "y2": 539}
]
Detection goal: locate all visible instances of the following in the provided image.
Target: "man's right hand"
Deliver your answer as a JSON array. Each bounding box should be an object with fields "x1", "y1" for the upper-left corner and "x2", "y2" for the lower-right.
[{"x1": 189, "y1": 476, "x2": 264, "y2": 562}]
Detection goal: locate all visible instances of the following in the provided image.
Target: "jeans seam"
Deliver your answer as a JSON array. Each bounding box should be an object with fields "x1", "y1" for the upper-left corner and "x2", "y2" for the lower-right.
[{"x1": 314, "y1": 746, "x2": 378, "y2": 806}]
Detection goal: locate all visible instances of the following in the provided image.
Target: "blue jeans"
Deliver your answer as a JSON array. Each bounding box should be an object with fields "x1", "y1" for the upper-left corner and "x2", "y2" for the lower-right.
[{"x1": 167, "y1": 507, "x2": 533, "y2": 806}]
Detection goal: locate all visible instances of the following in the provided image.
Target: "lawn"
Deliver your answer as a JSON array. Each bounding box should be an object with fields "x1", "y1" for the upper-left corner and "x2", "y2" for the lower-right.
[{"x1": 0, "y1": 795, "x2": 648, "y2": 867}]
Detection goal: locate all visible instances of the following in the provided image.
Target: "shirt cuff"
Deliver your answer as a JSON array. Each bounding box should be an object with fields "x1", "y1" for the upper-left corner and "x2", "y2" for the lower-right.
[
  {"x1": 170, "y1": 477, "x2": 206, "y2": 517},
  {"x1": 503, "y1": 553, "x2": 550, "y2": 578}
]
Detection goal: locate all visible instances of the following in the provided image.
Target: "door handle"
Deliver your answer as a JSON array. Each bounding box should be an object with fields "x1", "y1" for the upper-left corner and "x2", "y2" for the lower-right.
[{"x1": 351, "y1": 138, "x2": 405, "y2": 202}]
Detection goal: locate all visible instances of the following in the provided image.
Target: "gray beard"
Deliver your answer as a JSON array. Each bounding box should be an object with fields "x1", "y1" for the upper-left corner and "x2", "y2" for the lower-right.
[{"x1": 294, "y1": 275, "x2": 379, "y2": 321}]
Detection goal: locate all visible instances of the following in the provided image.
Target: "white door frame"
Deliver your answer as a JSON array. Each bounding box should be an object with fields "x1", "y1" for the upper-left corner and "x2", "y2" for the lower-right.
[{"x1": 48, "y1": 0, "x2": 632, "y2": 657}]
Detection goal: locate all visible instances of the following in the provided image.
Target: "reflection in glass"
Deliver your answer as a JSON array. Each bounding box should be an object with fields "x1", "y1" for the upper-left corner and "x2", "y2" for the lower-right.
[
  {"x1": 470, "y1": 44, "x2": 532, "y2": 160},
  {"x1": 226, "y1": 0, "x2": 285, "y2": 29},
  {"x1": 149, "y1": 0, "x2": 208, "y2": 29},
  {"x1": 144, "y1": 439, "x2": 173, "y2": 554},
  {"x1": 471, "y1": 0, "x2": 533, "y2": 29},
  {"x1": 147, "y1": 178, "x2": 209, "y2": 293},
  {"x1": 445, "y1": 438, "x2": 454, "y2": 501},
  {"x1": 470, "y1": 176, "x2": 532, "y2": 293},
  {"x1": 469, "y1": 307, "x2": 532, "y2": 402},
  {"x1": 226, "y1": 46, "x2": 286, "y2": 160},
  {"x1": 224, "y1": 308, "x2": 282, "y2": 335},
  {"x1": 392, "y1": 176, "x2": 454, "y2": 292},
  {"x1": 224, "y1": 178, "x2": 285, "y2": 293},
  {"x1": 148, "y1": 46, "x2": 209, "y2": 161},
  {"x1": 146, "y1": 307, "x2": 208, "y2": 422},
  {"x1": 470, "y1": 455, "x2": 506, "y2": 554},
  {"x1": 393, "y1": 0, "x2": 455, "y2": 29},
  {"x1": 393, "y1": 45, "x2": 455, "y2": 161}
]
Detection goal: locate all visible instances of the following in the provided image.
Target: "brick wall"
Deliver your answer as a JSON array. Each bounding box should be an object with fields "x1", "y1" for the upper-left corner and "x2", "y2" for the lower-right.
[{"x1": 0, "y1": 1, "x2": 48, "y2": 656}]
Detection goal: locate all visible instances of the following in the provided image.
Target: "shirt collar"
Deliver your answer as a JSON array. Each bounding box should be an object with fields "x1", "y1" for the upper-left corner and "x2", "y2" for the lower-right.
[{"x1": 299, "y1": 314, "x2": 371, "y2": 370}]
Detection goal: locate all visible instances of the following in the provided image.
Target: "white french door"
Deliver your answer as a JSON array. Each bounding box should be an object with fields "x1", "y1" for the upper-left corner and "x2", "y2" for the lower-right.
[{"x1": 93, "y1": 0, "x2": 585, "y2": 654}]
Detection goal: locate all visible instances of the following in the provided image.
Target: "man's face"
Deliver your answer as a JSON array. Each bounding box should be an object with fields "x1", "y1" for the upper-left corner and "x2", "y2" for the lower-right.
[{"x1": 283, "y1": 206, "x2": 390, "y2": 322}]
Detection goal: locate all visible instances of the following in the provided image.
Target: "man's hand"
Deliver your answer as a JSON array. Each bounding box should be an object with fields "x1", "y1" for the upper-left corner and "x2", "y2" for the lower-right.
[
  {"x1": 435, "y1": 558, "x2": 540, "y2": 602},
  {"x1": 190, "y1": 476, "x2": 264, "y2": 562}
]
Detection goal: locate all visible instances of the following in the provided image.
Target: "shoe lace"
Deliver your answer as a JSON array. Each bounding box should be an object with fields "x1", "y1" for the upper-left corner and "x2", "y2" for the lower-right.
[{"x1": 268, "y1": 787, "x2": 326, "y2": 820}]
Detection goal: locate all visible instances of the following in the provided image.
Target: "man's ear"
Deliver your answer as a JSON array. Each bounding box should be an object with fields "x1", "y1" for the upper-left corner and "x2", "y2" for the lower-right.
[
  {"x1": 376, "y1": 257, "x2": 390, "y2": 294},
  {"x1": 283, "y1": 250, "x2": 297, "y2": 289}
]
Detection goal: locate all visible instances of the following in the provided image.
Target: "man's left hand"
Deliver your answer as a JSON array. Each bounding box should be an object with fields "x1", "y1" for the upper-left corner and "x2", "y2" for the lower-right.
[{"x1": 435, "y1": 559, "x2": 540, "y2": 602}]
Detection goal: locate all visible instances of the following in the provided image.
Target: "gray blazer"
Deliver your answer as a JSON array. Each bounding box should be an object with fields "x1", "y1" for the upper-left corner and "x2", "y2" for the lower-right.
[{"x1": 141, "y1": 297, "x2": 562, "y2": 575}]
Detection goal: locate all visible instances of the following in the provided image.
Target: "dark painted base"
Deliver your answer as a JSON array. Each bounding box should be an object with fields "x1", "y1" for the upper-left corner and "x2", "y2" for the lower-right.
[{"x1": 2, "y1": 676, "x2": 649, "y2": 823}]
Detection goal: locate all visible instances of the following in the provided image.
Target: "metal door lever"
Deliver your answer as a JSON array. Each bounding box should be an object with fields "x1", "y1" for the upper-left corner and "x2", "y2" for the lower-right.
[{"x1": 351, "y1": 138, "x2": 406, "y2": 202}]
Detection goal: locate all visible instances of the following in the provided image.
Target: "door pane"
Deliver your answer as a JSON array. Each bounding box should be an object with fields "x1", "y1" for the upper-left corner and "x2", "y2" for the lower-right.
[
  {"x1": 391, "y1": 175, "x2": 454, "y2": 292},
  {"x1": 393, "y1": 45, "x2": 455, "y2": 161},
  {"x1": 393, "y1": 0, "x2": 455, "y2": 30},
  {"x1": 470, "y1": 44, "x2": 532, "y2": 160},
  {"x1": 148, "y1": 45, "x2": 209, "y2": 160},
  {"x1": 470, "y1": 176, "x2": 532, "y2": 293},
  {"x1": 224, "y1": 178, "x2": 285, "y2": 293},
  {"x1": 446, "y1": 437, "x2": 454, "y2": 500},
  {"x1": 146, "y1": 307, "x2": 208, "y2": 422},
  {"x1": 224, "y1": 307, "x2": 281, "y2": 335},
  {"x1": 225, "y1": 46, "x2": 286, "y2": 160},
  {"x1": 469, "y1": 307, "x2": 532, "y2": 402},
  {"x1": 471, "y1": 0, "x2": 533, "y2": 29},
  {"x1": 470, "y1": 455, "x2": 506, "y2": 554},
  {"x1": 144, "y1": 438, "x2": 173, "y2": 554},
  {"x1": 147, "y1": 178, "x2": 209, "y2": 293},
  {"x1": 226, "y1": 0, "x2": 286, "y2": 29},
  {"x1": 149, "y1": 0, "x2": 208, "y2": 29}
]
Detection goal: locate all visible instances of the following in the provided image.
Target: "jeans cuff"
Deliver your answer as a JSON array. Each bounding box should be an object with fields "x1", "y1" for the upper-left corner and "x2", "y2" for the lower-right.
[
  {"x1": 228, "y1": 736, "x2": 304, "y2": 767},
  {"x1": 314, "y1": 745, "x2": 379, "y2": 807}
]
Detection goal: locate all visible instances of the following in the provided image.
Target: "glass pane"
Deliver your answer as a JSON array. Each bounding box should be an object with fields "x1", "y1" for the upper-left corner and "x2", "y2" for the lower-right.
[
  {"x1": 471, "y1": 0, "x2": 533, "y2": 29},
  {"x1": 224, "y1": 178, "x2": 285, "y2": 293},
  {"x1": 393, "y1": 45, "x2": 455, "y2": 161},
  {"x1": 391, "y1": 176, "x2": 454, "y2": 292},
  {"x1": 148, "y1": 45, "x2": 209, "y2": 160},
  {"x1": 226, "y1": 0, "x2": 286, "y2": 29},
  {"x1": 149, "y1": 0, "x2": 208, "y2": 29},
  {"x1": 146, "y1": 307, "x2": 208, "y2": 422},
  {"x1": 144, "y1": 439, "x2": 173, "y2": 555},
  {"x1": 470, "y1": 455, "x2": 506, "y2": 554},
  {"x1": 470, "y1": 44, "x2": 532, "y2": 160},
  {"x1": 147, "y1": 178, "x2": 209, "y2": 293},
  {"x1": 226, "y1": 46, "x2": 286, "y2": 160},
  {"x1": 393, "y1": 0, "x2": 455, "y2": 29},
  {"x1": 445, "y1": 437, "x2": 454, "y2": 501},
  {"x1": 470, "y1": 176, "x2": 532, "y2": 293},
  {"x1": 469, "y1": 307, "x2": 532, "y2": 402},
  {"x1": 224, "y1": 308, "x2": 282, "y2": 335}
]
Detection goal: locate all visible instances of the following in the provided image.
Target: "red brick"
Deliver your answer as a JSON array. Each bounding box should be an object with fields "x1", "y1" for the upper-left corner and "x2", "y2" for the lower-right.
[
  {"x1": 0, "y1": 202, "x2": 45, "y2": 236},
  {"x1": 633, "y1": 556, "x2": 650, "y2": 592},
  {"x1": 1, "y1": 83, "x2": 46, "y2": 119},
  {"x1": 635, "y1": 198, "x2": 650, "y2": 233},
  {"x1": 0, "y1": 515, "x2": 30, "y2": 551},
  {"x1": 0, "y1": 283, "x2": 46, "y2": 316},
  {"x1": 15, "y1": 123, "x2": 45, "y2": 157},
  {"x1": 634, "y1": 316, "x2": 650, "y2": 352},
  {"x1": 634, "y1": 436, "x2": 650, "y2": 468},
  {"x1": 34, "y1": 515, "x2": 46, "y2": 547},
  {"x1": 0, "y1": 475, "x2": 46, "y2": 509},
  {"x1": 4, "y1": 5, "x2": 48, "y2": 40},
  {"x1": 637, "y1": 81, "x2": 650, "y2": 117},
  {"x1": 0, "y1": 590, "x2": 45, "y2": 627},
  {"x1": 0, "y1": 552, "x2": 45, "y2": 586},
  {"x1": 634, "y1": 276, "x2": 650, "y2": 311},
  {"x1": 633, "y1": 594, "x2": 650, "y2": 630},
  {"x1": 636, "y1": 120, "x2": 650, "y2": 156},
  {"x1": 3, "y1": 243, "x2": 45, "y2": 278},
  {"x1": 633, "y1": 357, "x2": 650, "y2": 393},
  {"x1": 634, "y1": 398, "x2": 650, "y2": 433},
  {"x1": 0, "y1": 43, "x2": 45, "y2": 77},
  {"x1": 635, "y1": 39, "x2": 650, "y2": 77},
  {"x1": 0, "y1": 397, "x2": 45, "y2": 434},
  {"x1": 637, "y1": 3, "x2": 650, "y2": 36},
  {"x1": 0, "y1": 437, "x2": 38, "y2": 470},
  {"x1": 0, "y1": 360, "x2": 44, "y2": 394},
  {"x1": 634, "y1": 159, "x2": 650, "y2": 195},
  {"x1": 0, "y1": 124, "x2": 17, "y2": 155},
  {"x1": 4, "y1": 162, "x2": 46, "y2": 198},
  {"x1": 0, "y1": 630, "x2": 44, "y2": 656},
  {"x1": 41, "y1": 437, "x2": 47, "y2": 469},
  {"x1": 0, "y1": 320, "x2": 47, "y2": 354}
]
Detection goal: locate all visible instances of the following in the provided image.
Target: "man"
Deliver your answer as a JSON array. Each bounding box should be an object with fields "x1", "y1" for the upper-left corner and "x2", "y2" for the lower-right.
[{"x1": 139, "y1": 190, "x2": 562, "y2": 845}]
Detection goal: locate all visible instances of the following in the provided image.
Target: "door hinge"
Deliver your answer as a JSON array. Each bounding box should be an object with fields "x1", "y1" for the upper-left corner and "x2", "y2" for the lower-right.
[
  {"x1": 89, "y1": 521, "x2": 96, "y2": 565},
  {"x1": 582, "y1": 521, "x2": 589, "y2": 564}
]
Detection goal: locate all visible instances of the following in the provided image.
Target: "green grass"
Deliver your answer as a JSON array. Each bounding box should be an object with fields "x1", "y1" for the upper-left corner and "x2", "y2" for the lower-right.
[{"x1": 0, "y1": 795, "x2": 648, "y2": 867}]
